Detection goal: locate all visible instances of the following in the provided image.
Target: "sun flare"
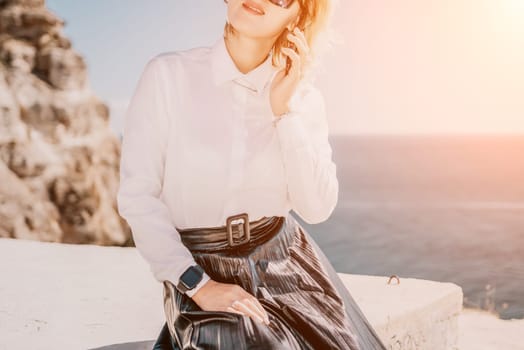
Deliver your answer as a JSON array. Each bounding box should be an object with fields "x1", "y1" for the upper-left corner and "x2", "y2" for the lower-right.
[{"x1": 496, "y1": 0, "x2": 524, "y2": 35}]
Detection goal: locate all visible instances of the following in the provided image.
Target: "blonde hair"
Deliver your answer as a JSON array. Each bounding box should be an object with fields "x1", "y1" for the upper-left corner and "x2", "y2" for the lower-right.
[{"x1": 223, "y1": 0, "x2": 343, "y2": 82}]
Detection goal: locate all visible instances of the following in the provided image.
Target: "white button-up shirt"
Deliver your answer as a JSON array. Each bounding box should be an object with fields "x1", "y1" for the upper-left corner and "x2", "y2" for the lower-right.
[{"x1": 117, "y1": 35, "x2": 339, "y2": 297}]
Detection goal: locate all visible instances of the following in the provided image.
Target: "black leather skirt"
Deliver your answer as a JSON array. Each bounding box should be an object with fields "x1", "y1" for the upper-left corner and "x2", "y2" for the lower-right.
[{"x1": 161, "y1": 212, "x2": 387, "y2": 350}]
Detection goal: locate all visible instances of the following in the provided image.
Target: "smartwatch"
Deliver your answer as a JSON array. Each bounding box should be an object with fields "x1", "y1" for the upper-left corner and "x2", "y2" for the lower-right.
[{"x1": 177, "y1": 264, "x2": 204, "y2": 294}]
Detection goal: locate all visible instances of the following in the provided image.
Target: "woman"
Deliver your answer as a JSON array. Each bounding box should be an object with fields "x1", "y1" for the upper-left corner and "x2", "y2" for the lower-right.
[{"x1": 117, "y1": 0, "x2": 388, "y2": 349}]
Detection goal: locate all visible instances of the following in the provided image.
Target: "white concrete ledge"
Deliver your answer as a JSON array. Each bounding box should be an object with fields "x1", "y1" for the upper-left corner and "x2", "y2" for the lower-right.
[
  {"x1": 0, "y1": 237, "x2": 466, "y2": 349},
  {"x1": 340, "y1": 274, "x2": 463, "y2": 349}
]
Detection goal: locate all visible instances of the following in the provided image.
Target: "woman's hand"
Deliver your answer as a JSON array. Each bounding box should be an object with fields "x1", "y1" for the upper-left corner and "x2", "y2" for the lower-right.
[
  {"x1": 270, "y1": 27, "x2": 312, "y2": 118},
  {"x1": 191, "y1": 279, "x2": 270, "y2": 326}
]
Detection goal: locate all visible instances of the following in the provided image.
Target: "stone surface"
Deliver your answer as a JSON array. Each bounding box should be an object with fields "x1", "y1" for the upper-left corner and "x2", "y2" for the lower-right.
[
  {"x1": 0, "y1": 237, "x2": 495, "y2": 350},
  {"x1": 0, "y1": 0, "x2": 131, "y2": 245},
  {"x1": 339, "y1": 273, "x2": 463, "y2": 349}
]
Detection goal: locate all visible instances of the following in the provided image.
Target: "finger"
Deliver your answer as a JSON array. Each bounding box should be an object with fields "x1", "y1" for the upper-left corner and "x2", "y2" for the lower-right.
[
  {"x1": 292, "y1": 28, "x2": 312, "y2": 68},
  {"x1": 293, "y1": 27, "x2": 309, "y2": 52},
  {"x1": 241, "y1": 299, "x2": 266, "y2": 324},
  {"x1": 232, "y1": 300, "x2": 263, "y2": 323},
  {"x1": 234, "y1": 303, "x2": 264, "y2": 325},
  {"x1": 245, "y1": 297, "x2": 267, "y2": 319},
  {"x1": 232, "y1": 300, "x2": 265, "y2": 324},
  {"x1": 286, "y1": 32, "x2": 309, "y2": 58},
  {"x1": 281, "y1": 47, "x2": 301, "y2": 76},
  {"x1": 243, "y1": 298, "x2": 269, "y2": 323},
  {"x1": 226, "y1": 306, "x2": 245, "y2": 315},
  {"x1": 282, "y1": 47, "x2": 299, "y2": 61},
  {"x1": 286, "y1": 34, "x2": 308, "y2": 68}
]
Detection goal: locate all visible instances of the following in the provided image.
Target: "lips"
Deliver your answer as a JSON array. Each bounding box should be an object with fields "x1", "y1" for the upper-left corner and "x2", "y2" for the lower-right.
[{"x1": 242, "y1": 0, "x2": 265, "y2": 15}]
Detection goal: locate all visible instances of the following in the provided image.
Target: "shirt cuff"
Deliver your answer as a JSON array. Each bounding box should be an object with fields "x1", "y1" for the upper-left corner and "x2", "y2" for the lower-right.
[{"x1": 185, "y1": 271, "x2": 212, "y2": 298}]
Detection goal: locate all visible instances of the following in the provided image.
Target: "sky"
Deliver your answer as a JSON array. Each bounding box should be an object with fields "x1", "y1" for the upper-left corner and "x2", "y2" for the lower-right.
[{"x1": 46, "y1": 0, "x2": 524, "y2": 136}]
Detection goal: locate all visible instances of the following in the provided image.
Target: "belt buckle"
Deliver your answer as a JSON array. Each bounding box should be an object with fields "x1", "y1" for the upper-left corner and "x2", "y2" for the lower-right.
[{"x1": 226, "y1": 212, "x2": 250, "y2": 247}]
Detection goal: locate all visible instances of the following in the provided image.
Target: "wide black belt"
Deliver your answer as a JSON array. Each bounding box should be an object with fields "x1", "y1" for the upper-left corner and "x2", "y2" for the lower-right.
[{"x1": 176, "y1": 213, "x2": 285, "y2": 253}]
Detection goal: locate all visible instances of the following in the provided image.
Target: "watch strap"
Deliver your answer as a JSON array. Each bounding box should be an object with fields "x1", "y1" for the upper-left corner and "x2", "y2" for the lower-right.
[{"x1": 185, "y1": 271, "x2": 211, "y2": 298}]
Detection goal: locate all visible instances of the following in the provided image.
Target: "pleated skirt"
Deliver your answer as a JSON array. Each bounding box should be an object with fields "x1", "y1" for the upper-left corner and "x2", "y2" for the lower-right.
[{"x1": 162, "y1": 212, "x2": 387, "y2": 350}]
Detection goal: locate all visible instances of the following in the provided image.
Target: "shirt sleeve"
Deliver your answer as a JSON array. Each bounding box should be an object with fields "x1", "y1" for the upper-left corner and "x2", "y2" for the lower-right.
[
  {"x1": 116, "y1": 56, "x2": 210, "y2": 298},
  {"x1": 273, "y1": 82, "x2": 339, "y2": 224}
]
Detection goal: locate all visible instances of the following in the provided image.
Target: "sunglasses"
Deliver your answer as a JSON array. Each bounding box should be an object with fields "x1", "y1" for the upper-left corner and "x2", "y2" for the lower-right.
[{"x1": 224, "y1": 0, "x2": 296, "y2": 10}]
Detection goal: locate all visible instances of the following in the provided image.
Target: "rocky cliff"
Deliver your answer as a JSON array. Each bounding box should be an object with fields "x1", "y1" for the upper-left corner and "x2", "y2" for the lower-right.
[{"x1": 0, "y1": 0, "x2": 131, "y2": 245}]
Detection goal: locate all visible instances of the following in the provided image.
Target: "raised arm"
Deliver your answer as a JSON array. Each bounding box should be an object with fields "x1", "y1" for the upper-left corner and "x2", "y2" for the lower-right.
[
  {"x1": 116, "y1": 56, "x2": 210, "y2": 297},
  {"x1": 274, "y1": 83, "x2": 339, "y2": 224}
]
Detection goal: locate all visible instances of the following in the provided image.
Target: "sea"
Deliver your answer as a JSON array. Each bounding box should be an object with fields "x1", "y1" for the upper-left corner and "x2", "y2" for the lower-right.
[{"x1": 297, "y1": 134, "x2": 524, "y2": 320}]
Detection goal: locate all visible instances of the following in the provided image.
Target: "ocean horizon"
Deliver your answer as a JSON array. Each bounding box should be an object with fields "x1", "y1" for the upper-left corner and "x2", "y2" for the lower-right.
[{"x1": 298, "y1": 133, "x2": 524, "y2": 320}]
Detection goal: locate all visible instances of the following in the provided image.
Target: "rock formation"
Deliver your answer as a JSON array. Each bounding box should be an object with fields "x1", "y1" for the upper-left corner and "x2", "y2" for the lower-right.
[{"x1": 0, "y1": 0, "x2": 132, "y2": 245}]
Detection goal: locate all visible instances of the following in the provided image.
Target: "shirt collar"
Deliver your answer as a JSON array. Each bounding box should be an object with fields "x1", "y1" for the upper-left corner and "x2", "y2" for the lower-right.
[{"x1": 210, "y1": 35, "x2": 277, "y2": 95}]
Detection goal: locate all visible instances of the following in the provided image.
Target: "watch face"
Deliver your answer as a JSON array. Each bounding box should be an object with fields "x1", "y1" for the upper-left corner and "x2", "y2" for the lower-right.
[{"x1": 181, "y1": 266, "x2": 203, "y2": 288}]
